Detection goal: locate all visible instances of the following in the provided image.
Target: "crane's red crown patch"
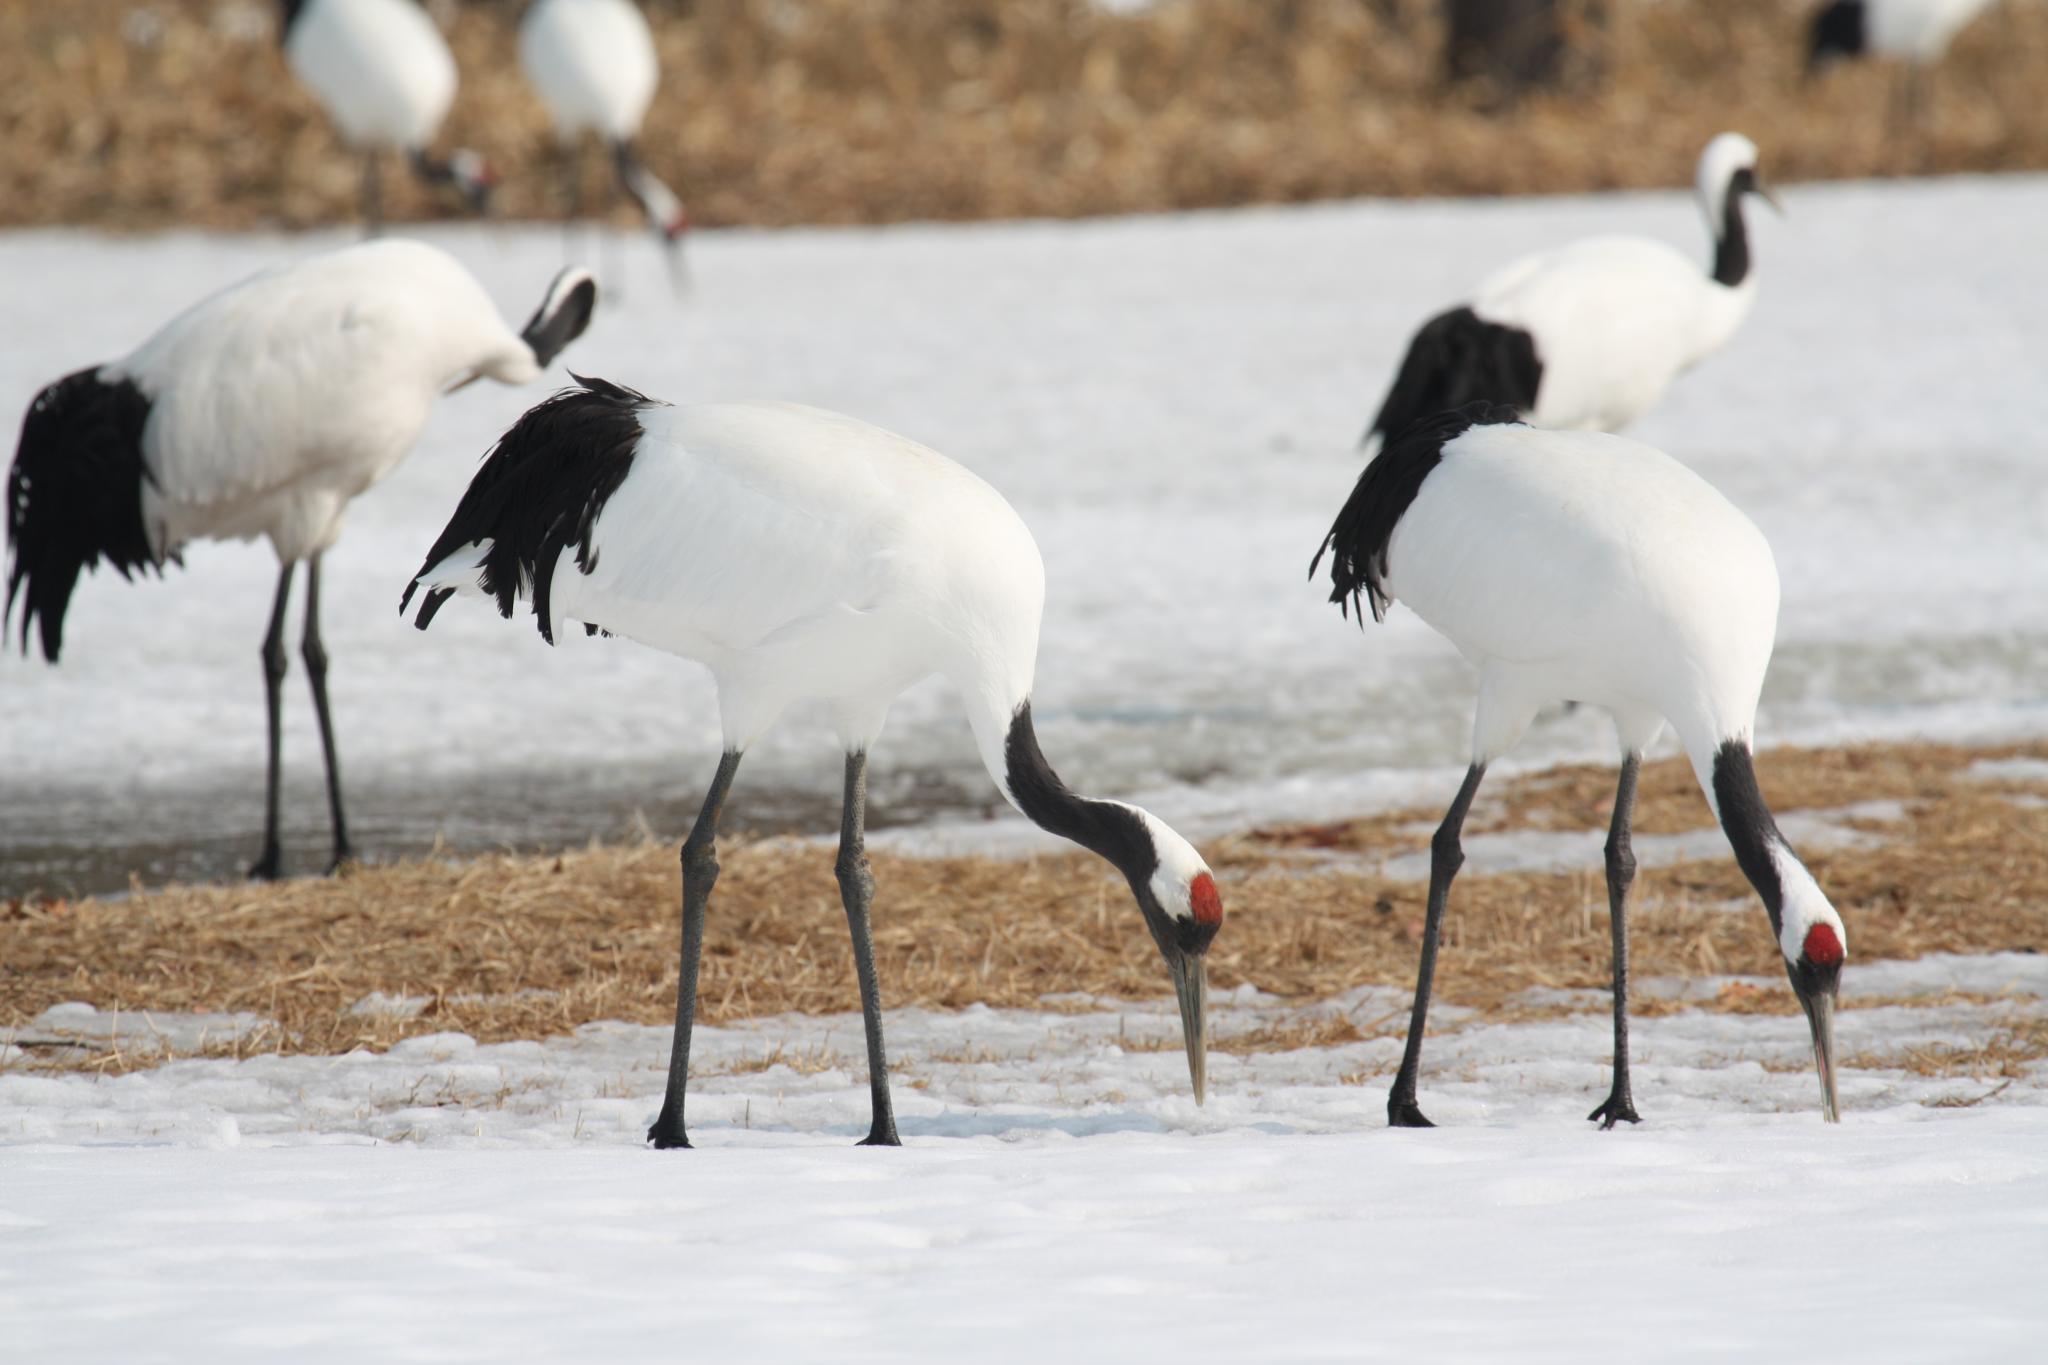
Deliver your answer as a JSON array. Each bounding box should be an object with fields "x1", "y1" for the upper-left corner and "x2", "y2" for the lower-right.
[
  {"x1": 1190, "y1": 873, "x2": 1223, "y2": 926},
  {"x1": 1802, "y1": 923, "x2": 1844, "y2": 968}
]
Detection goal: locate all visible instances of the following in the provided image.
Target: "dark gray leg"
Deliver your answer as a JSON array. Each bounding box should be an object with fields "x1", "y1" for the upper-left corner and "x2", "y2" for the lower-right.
[
  {"x1": 361, "y1": 152, "x2": 383, "y2": 239},
  {"x1": 1388, "y1": 763, "x2": 1486, "y2": 1127},
  {"x1": 557, "y1": 138, "x2": 584, "y2": 254},
  {"x1": 648, "y1": 750, "x2": 743, "y2": 1150},
  {"x1": 300, "y1": 556, "x2": 353, "y2": 874},
  {"x1": 837, "y1": 751, "x2": 899, "y2": 1147},
  {"x1": 249, "y1": 563, "x2": 297, "y2": 881},
  {"x1": 1589, "y1": 754, "x2": 1643, "y2": 1128}
]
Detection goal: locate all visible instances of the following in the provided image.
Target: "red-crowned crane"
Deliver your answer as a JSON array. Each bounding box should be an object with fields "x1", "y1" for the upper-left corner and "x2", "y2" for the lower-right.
[
  {"x1": 402, "y1": 377, "x2": 1223, "y2": 1148},
  {"x1": 1807, "y1": 1, "x2": 2000, "y2": 127},
  {"x1": 281, "y1": 0, "x2": 496, "y2": 231},
  {"x1": 1360, "y1": 133, "x2": 1781, "y2": 454},
  {"x1": 6, "y1": 241, "x2": 596, "y2": 880},
  {"x1": 1313, "y1": 403, "x2": 1845, "y2": 1128},
  {"x1": 519, "y1": 0, "x2": 689, "y2": 282}
]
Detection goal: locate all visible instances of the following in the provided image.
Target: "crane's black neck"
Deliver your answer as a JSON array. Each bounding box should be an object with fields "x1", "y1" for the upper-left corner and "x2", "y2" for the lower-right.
[
  {"x1": 1711, "y1": 168, "x2": 1758, "y2": 288},
  {"x1": 1003, "y1": 702, "x2": 1158, "y2": 883},
  {"x1": 1710, "y1": 739, "x2": 1789, "y2": 934},
  {"x1": 279, "y1": 1, "x2": 310, "y2": 44}
]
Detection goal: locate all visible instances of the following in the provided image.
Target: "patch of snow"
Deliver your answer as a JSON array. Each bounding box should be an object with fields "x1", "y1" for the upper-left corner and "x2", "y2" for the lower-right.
[
  {"x1": 1969, "y1": 757, "x2": 2048, "y2": 786},
  {"x1": 2, "y1": 960, "x2": 2045, "y2": 1361}
]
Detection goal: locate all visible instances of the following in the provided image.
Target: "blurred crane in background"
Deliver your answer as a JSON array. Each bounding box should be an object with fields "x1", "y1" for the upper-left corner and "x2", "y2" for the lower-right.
[
  {"x1": 520, "y1": 0, "x2": 690, "y2": 288},
  {"x1": 281, "y1": 0, "x2": 497, "y2": 232}
]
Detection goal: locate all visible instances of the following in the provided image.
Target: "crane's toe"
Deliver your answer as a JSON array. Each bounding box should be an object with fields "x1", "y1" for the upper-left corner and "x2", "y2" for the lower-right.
[
  {"x1": 1588, "y1": 1091, "x2": 1642, "y2": 1129},
  {"x1": 248, "y1": 850, "x2": 283, "y2": 882},
  {"x1": 858, "y1": 1121, "x2": 902, "y2": 1148},
  {"x1": 1387, "y1": 1097, "x2": 1437, "y2": 1129}
]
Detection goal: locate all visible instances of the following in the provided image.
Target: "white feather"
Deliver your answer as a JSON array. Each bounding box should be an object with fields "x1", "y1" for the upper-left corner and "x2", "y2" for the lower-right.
[
  {"x1": 519, "y1": 0, "x2": 661, "y2": 143},
  {"x1": 284, "y1": 0, "x2": 458, "y2": 152},
  {"x1": 1864, "y1": 0, "x2": 1997, "y2": 62},
  {"x1": 1464, "y1": 133, "x2": 1764, "y2": 433},
  {"x1": 1383, "y1": 423, "x2": 1778, "y2": 778},
  {"x1": 111, "y1": 240, "x2": 561, "y2": 561}
]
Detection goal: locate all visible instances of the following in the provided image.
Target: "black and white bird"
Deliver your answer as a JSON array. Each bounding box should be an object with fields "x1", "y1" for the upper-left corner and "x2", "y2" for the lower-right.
[
  {"x1": 1807, "y1": 0, "x2": 1998, "y2": 124},
  {"x1": 519, "y1": 0, "x2": 689, "y2": 280},
  {"x1": 1313, "y1": 404, "x2": 1845, "y2": 1128},
  {"x1": 1360, "y1": 133, "x2": 1781, "y2": 454},
  {"x1": 402, "y1": 377, "x2": 1223, "y2": 1148},
  {"x1": 1808, "y1": 0, "x2": 1996, "y2": 70},
  {"x1": 281, "y1": 0, "x2": 496, "y2": 231},
  {"x1": 6, "y1": 241, "x2": 596, "y2": 879}
]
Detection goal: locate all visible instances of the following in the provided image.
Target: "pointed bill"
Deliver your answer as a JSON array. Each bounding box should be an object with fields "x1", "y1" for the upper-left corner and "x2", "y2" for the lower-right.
[
  {"x1": 1803, "y1": 991, "x2": 1839, "y2": 1123},
  {"x1": 1170, "y1": 953, "x2": 1208, "y2": 1105}
]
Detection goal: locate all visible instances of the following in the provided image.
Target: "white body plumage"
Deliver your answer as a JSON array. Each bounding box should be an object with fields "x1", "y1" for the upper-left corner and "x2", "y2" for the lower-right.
[
  {"x1": 1360, "y1": 133, "x2": 1773, "y2": 454},
  {"x1": 114, "y1": 240, "x2": 585, "y2": 563},
  {"x1": 520, "y1": 0, "x2": 661, "y2": 143},
  {"x1": 1469, "y1": 233, "x2": 1755, "y2": 433},
  {"x1": 284, "y1": 0, "x2": 458, "y2": 152},
  {"x1": 1864, "y1": 0, "x2": 1995, "y2": 62}
]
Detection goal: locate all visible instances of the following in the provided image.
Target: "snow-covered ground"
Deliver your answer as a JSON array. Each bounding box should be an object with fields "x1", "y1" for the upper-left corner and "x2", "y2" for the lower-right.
[
  {"x1": 6, "y1": 175, "x2": 2048, "y2": 890},
  {"x1": 4, "y1": 952, "x2": 2046, "y2": 1361}
]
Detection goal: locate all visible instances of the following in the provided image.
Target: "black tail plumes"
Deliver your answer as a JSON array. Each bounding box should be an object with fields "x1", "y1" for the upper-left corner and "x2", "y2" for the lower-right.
[
  {"x1": 1363, "y1": 306, "x2": 1541, "y2": 451},
  {"x1": 402, "y1": 375, "x2": 651, "y2": 644},
  {"x1": 5, "y1": 368, "x2": 159, "y2": 661},
  {"x1": 1314, "y1": 402, "x2": 1522, "y2": 623}
]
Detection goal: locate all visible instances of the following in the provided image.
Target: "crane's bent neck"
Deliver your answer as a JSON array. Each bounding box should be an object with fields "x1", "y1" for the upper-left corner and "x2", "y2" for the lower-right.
[
  {"x1": 993, "y1": 700, "x2": 1158, "y2": 878},
  {"x1": 1707, "y1": 739, "x2": 1843, "y2": 965}
]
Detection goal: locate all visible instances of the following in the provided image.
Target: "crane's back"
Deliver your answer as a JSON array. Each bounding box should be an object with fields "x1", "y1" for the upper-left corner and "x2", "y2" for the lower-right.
[{"x1": 1385, "y1": 422, "x2": 1779, "y2": 733}]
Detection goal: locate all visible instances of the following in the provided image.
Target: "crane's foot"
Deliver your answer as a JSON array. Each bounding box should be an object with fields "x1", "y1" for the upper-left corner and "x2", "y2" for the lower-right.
[
  {"x1": 1387, "y1": 1093, "x2": 1436, "y2": 1129},
  {"x1": 1587, "y1": 1090, "x2": 1642, "y2": 1130},
  {"x1": 858, "y1": 1119, "x2": 901, "y2": 1147},
  {"x1": 325, "y1": 846, "x2": 357, "y2": 878},
  {"x1": 248, "y1": 847, "x2": 283, "y2": 882},
  {"x1": 646, "y1": 1102, "x2": 692, "y2": 1150}
]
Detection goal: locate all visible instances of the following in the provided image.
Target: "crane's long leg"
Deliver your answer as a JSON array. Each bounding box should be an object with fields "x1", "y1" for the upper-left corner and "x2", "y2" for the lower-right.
[
  {"x1": 648, "y1": 750, "x2": 743, "y2": 1150},
  {"x1": 300, "y1": 556, "x2": 353, "y2": 875},
  {"x1": 837, "y1": 751, "x2": 900, "y2": 1147},
  {"x1": 361, "y1": 152, "x2": 383, "y2": 240},
  {"x1": 249, "y1": 563, "x2": 297, "y2": 881},
  {"x1": 558, "y1": 138, "x2": 584, "y2": 257},
  {"x1": 1387, "y1": 763, "x2": 1486, "y2": 1127},
  {"x1": 1589, "y1": 753, "x2": 1643, "y2": 1129}
]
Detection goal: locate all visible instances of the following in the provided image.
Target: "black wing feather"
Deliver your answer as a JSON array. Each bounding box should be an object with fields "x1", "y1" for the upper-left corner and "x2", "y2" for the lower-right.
[
  {"x1": 1313, "y1": 402, "x2": 1523, "y2": 624},
  {"x1": 1362, "y1": 306, "x2": 1541, "y2": 451},
  {"x1": 402, "y1": 374, "x2": 652, "y2": 645},
  {"x1": 5, "y1": 368, "x2": 159, "y2": 662}
]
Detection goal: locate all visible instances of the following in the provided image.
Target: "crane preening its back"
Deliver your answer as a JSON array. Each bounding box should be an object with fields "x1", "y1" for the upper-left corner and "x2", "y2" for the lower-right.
[
  {"x1": 6, "y1": 240, "x2": 597, "y2": 879},
  {"x1": 520, "y1": 0, "x2": 690, "y2": 286},
  {"x1": 402, "y1": 377, "x2": 1223, "y2": 1148},
  {"x1": 1313, "y1": 403, "x2": 1846, "y2": 1127},
  {"x1": 281, "y1": 0, "x2": 496, "y2": 232},
  {"x1": 1360, "y1": 133, "x2": 1781, "y2": 455}
]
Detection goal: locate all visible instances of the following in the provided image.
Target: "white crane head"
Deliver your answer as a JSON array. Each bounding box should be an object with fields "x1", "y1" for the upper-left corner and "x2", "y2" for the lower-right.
[
  {"x1": 1124, "y1": 805, "x2": 1225, "y2": 1104},
  {"x1": 1697, "y1": 132, "x2": 1783, "y2": 229},
  {"x1": 1771, "y1": 850, "x2": 1848, "y2": 1122},
  {"x1": 446, "y1": 149, "x2": 499, "y2": 213}
]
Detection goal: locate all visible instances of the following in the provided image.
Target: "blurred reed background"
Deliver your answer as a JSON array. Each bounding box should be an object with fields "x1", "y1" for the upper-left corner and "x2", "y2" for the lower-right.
[{"x1": 5, "y1": 0, "x2": 2045, "y2": 230}]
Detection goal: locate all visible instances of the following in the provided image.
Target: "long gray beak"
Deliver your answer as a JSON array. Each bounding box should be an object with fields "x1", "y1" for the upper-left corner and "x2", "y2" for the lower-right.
[
  {"x1": 443, "y1": 370, "x2": 483, "y2": 396},
  {"x1": 1802, "y1": 991, "x2": 1839, "y2": 1123},
  {"x1": 1169, "y1": 953, "x2": 1208, "y2": 1105},
  {"x1": 1756, "y1": 177, "x2": 1787, "y2": 216}
]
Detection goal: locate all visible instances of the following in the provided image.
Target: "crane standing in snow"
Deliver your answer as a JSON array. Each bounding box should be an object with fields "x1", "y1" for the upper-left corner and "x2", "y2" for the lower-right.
[
  {"x1": 6, "y1": 242, "x2": 597, "y2": 880},
  {"x1": 1314, "y1": 404, "x2": 1845, "y2": 1128},
  {"x1": 1807, "y1": 0, "x2": 2000, "y2": 128},
  {"x1": 519, "y1": 0, "x2": 690, "y2": 283},
  {"x1": 281, "y1": 0, "x2": 497, "y2": 232},
  {"x1": 1359, "y1": 133, "x2": 1780, "y2": 454},
  {"x1": 403, "y1": 377, "x2": 1223, "y2": 1148}
]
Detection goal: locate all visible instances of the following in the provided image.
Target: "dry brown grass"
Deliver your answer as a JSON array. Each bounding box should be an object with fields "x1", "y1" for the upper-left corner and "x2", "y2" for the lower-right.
[
  {"x1": 6, "y1": 0, "x2": 2046, "y2": 232},
  {"x1": 6, "y1": 737, "x2": 2044, "y2": 1073}
]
